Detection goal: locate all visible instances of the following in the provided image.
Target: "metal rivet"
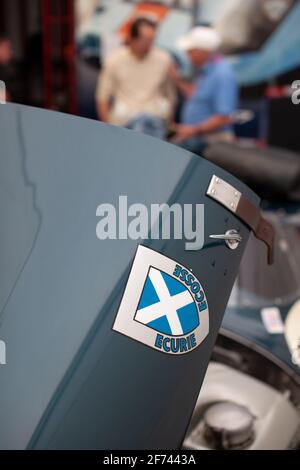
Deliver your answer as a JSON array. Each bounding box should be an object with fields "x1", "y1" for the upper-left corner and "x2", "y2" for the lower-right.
[{"x1": 211, "y1": 188, "x2": 216, "y2": 195}]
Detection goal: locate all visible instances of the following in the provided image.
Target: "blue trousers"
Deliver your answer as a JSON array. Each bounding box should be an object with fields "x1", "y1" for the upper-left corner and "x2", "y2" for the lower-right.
[
  {"x1": 177, "y1": 136, "x2": 207, "y2": 155},
  {"x1": 125, "y1": 114, "x2": 166, "y2": 140}
]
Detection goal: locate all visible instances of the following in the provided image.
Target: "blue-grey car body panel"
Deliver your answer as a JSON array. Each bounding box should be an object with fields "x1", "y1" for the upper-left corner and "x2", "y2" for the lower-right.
[
  {"x1": 223, "y1": 305, "x2": 300, "y2": 375},
  {"x1": 0, "y1": 104, "x2": 260, "y2": 449}
]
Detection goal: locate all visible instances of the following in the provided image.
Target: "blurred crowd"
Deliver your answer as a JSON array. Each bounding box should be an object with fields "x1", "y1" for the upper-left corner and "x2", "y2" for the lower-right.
[
  {"x1": 0, "y1": 17, "x2": 239, "y2": 155},
  {"x1": 95, "y1": 18, "x2": 238, "y2": 153}
]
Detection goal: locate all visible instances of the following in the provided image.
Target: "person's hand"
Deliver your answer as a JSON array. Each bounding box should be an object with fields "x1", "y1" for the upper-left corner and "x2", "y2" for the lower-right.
[
  {"x1": 170, "y1": 124, "x2": 198, "y2": 143},
  {"x1": 168, "y1": 61, "x2": 180, "y2": 82}
]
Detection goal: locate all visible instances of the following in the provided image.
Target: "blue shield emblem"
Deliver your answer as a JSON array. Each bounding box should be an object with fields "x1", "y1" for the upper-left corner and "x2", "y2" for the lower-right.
[
  {"x1": 113, "y1": 246, "x2": 209, "y2": 355},
  {"x1": 135, "y1": 267, "x2": 199, "y2": 336}
]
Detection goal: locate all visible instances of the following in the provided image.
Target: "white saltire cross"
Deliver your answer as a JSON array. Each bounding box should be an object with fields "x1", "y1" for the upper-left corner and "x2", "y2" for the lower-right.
[{"x1": 135, "y1": 267, "x2": 194, "y2": 335}]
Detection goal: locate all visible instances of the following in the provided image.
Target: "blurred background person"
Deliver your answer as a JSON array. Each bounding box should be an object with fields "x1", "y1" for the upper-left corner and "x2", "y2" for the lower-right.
[
  {"x1": 170, "y1": 26, "x2": 238, "y2": 154},
  {"x1": 96, "y1": 16, "x2": 175, "y2": 139}
]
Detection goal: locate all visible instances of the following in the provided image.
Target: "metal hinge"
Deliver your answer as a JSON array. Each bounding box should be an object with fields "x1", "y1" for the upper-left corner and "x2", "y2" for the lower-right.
[{"x1": 207, "y1": 175, "x2": 275, "y2": 264}]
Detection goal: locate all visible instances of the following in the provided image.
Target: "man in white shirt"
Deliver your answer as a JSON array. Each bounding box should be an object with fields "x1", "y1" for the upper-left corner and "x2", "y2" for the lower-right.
[{"x1": 96, "y1": 17, "x2": 175, "y2": 139}]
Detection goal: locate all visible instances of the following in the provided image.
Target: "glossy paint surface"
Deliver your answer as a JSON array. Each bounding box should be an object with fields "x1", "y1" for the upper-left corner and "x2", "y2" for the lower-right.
[{"x1": 0, "y1": 104, "x2": 259, "y2": 449}]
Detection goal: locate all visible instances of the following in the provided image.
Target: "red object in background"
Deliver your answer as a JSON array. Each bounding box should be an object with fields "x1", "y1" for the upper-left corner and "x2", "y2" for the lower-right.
[
  {"x1": 265, "y1": 84, "x2": 287, "y2": 99},
  {"x1": 118, "y1": 2, "x2": 170, "y2": 41},
  {"x1": 42, "y1": 0, "x2": 77, "y2": 114}
]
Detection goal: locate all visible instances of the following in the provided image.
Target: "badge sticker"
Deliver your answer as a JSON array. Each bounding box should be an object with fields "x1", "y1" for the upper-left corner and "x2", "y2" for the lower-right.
[
  {"x1": 261, "y1": 307, "x2": 284, "y2": 334},
  {"x1": 112, "y1": 245, "x2": 209, "y2": 354}
]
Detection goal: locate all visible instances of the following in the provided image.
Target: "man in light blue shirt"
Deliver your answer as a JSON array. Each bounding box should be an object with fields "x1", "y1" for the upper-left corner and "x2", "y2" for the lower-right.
[{"x1": 170, "y1": 27, "x2": 238, "y2": 154}]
